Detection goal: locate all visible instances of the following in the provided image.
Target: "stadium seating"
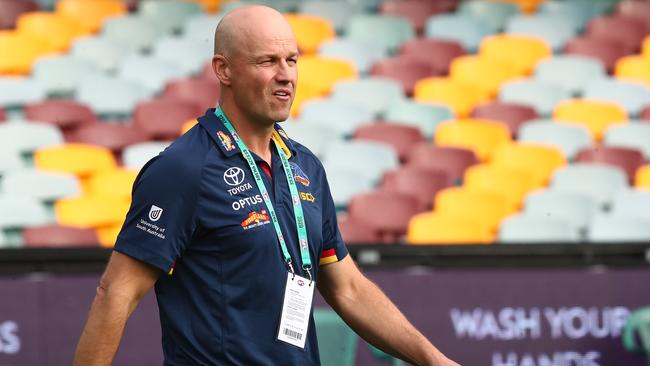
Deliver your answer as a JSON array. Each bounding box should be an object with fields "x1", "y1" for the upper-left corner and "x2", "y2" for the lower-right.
[
  {"x1": 297, "y1": 55, "x2": 357, "y2": 96},
  {"x1": 117, "y1": 54, "x2": 186, "y2": 94},
  {"x1": 55, "y1": 0, "x2": 126, "y2": 33},
  {"x1": 553, "y1": 99, "x2": 628, "y2": 141},
  {"x1": 0, "y1": 107, "x2": 5, "y2": 122},
  {"x1": 434, "y1": 187, "x2": 514, "y2": 233},
  {"x1": 398, "y1": 38, "x2": 465, "y2": 75},
  {"x1": 133, "y1": 99, "x2": 202, "y2": 140},
  {"x1": 636, "y1": 164, "x2": 650, "y2": 188},
  {"x1": 348, "y1": 191, "x2": 421, "y2": 242},
  {"x1": 470, "y1": 101, "x2": 538, "y2": 136},
  {"x1": 87, "y1": 168, "x2": 138, "y2": 201},
  {"x1": 22, "y1": 224, "x2": 100, "y2": 247},
  {"x1": 604, "y1": 123, "x2": 650, "y2": 160},
  {"x1": 69, "y1": 123, "x2": 150, "y2": 156},
  {"x1": 492, "y1": 142, "x2": 567, "y2": 186},
  {"x1": 318, "y1": 38, "x2": 387, "y2": 74},
  {"x1": 152, "y1": 36, "x2": 212, "y2": 76},
  {"x1": 181, "y1": 119, "x2": 197, "y2": 135},
  {"x1": 384, "y1": 99, "x2": 454, "y2": 138},
  {"x1": 0, "y1": 0, "x2": 39, "y2": 30},
  {"x1": 34, "y1": 143, "x2": 116, "y2": 179},
  {"x1": 518, "y1": 120, "x2": 593, "y2": 160},
  {"x1": 280, "y1": 121, "x2": 341, "y2": 158},
  {"x1": 434, "y1": 119, "x2": 511, "y2": 162},
  {"x1": 617, "y1": 1, "x2": 650, "y2": 27},
  {"x1": 405, "y1": 144, "x2": 478, "y2": 184},
  {"x1": 537, "y1": 0, "x2": 599, "y2": 31},
  {"x1": 449, "y1": 55, "x2": 518, "y2": 97},
  {"x1": 331, "y1": 77, "x2": 404, "y2": 117},
  {"x1": 17, "y1": 11, "x2": 88, "y2": 52},
  {"x1": 585, "y1": 15, "x2": 647, "y2": 53},
  {"x1": 643, "y1": 107, "x2": 650, "y2": 120},
  {"x1": 163, "y1": 78, "x2": 220, "y2": 111},
  {"x1": 285, "y1": 14, "x2": 335, "y2": 54},
  {"x1": 523, "y1": 189, "x2": 598, "y2": 231},
  {"x1": 70, "y1": 36, "x2": 126, "y2": 73},
  {"x1": 345, "y1": 14, "x2": 415, "y2": 54},
  {"x1": 323, "y1": 140, "x2": 399, "y2": 184},
  {"x1": 380, "y1": 166, "x2": 449, "y2": 210},
  {"x1": 498, "y1": 214, "x2": 580, "y2": 243},
  {"x1": 324, "y1": 165, "x2": 374, "y2": 208},
  {"x1": 122, "y1": 141, "x2": 170, "y2": 170},
  {"x1": 479, "y1": 34, "x2": 551, "y2": 75},
  {"x1": 76, "y1": 75, "x2": 151, "y2": 117},
  {"x1": 534, "y1": 55, "x2": 607, "y2": 96},
  {"x1": 32, "y1": 55, "x2": 99, "y2": 96},
  {"x1": 0, "y1": 77, "x2": 47, "y2": 106},
  {"x1": 298, "y1": 98, "x2": 373, "y2": 136},
  {"x1": 611, "y1": 189, "x2": 650, "y2": 221},
  {"x1": 182, "y1": 13, "x2": 224, "y2": 43},
  {"x1": 101, "y1": 15, "x2": 163, "y2": 52},
  {"x1": 353, "y1": 123, "x2": 425, "y2": 162},
  {"x1": 583, "y1": 78, "x2": 650, "y2": 117},
  {"x1": 463, "y1": 164, "x2": 536, "y2": 210},
  {"x1": 0, "y1": 148, "x2": 23, "y2": 176},
  {"x1": 298, "y1": 0, "x2": 360, "y2": 33},
  {"x1": 550, "y1": 163, "x2": 628, "y2": 208},
  {"x1": 407, "y1": 212, "x2": 494, "y2": 244},
  {"x1": 138, "y1": 0, "x2": 202, "y2": 34},
  {"x1": 458, "y1": 0, "x2": 518, "y2": 31},
  {"x1": 24, "y1": 99, "x2": 96, "y2": 132},
  {"x1": 505, "y1": 14, "x2": 577, "y2": 52},
  {"x1": 587, "y1": 214, "x2": 650, "y2": 242},
  {"x1": 370, "y1": 56, "x2": 439, "y2": 96},
  {"x1": 424, "y1": 14, "x2": 493, "y2": 53},
  {"x1": 0, "y1": 196, "x2": 53, "y2": 231},
  {"x1": 336, "y1": 214, "x2": 380, "y2": 244},
  {"x1": 0, "y1": 31, "x2": 54, "y2": 75},
  {"x1": 2, "y1": 169, "x2": 79, "y2": 202},
  {"x1": 565, "y1": 36, "x2": 629, "y2": 73},
  {"x1": 0, "y1": 122, "x2": 64, "y2": 156},
  {"x1": 414, "y1": 77, "x2": 488, "y2": 117},
  {"x1": 499, "y1": 79, "x2": 571, "y2": 116},
  {"x1": 576, "y1": 146, "x2": 645, "y2": 183},
  {"x1": 615, "y1": 55, "x2": 650, "y2": 87},
  {"x1": 54, "y1": 194, "x2": 129, "y2": 228},
  {"x1": 379, "y1": 0, "x2": 448, "y2": 34}
]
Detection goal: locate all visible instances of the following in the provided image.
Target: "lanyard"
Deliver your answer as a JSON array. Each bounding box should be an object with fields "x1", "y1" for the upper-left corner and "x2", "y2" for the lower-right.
[{"x1": 214, "y1": 108, "x2": 312, "y2": 279}]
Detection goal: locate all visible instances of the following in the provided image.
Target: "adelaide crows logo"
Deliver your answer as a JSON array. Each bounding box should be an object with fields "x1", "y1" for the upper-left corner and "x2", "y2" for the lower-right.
[{"x1": 289, "y1": 162, "x2": 310, "y2": 187}]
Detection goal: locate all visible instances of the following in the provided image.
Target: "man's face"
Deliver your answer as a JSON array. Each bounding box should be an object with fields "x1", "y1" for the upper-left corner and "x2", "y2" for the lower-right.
[{"x1": 227, "y1": 25, "x2": 298, "y2": 126}]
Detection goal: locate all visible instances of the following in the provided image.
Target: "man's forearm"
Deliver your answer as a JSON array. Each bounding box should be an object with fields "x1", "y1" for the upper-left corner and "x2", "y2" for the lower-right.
[
  {"x1": 326, "y1": 277, "x2": 446, "y2": 366},
  {"x1": 73, "y1": 285, "x2": 136, "y2": 366}
]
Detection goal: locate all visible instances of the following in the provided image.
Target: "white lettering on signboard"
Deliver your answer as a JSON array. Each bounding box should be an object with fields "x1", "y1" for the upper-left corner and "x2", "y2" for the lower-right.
[
  {"x1": 491, "y1": 351, "x2": 601, "y2": 366},
  {"x1": 0, "y1": 321, "x2": 20, "y2": 354},
  {"x1": 450, "y1": 308, "x2": 541, "y2": 340}
]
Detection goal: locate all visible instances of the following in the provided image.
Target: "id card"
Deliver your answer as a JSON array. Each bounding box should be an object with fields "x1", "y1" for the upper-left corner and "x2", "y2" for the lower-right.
[{"x1": 277, "y1": 272, "x2": 315, "y2": 349}]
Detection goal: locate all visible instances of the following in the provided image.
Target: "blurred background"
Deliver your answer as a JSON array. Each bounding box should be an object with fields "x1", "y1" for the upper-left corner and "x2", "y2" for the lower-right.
[{"x1": 0, "y1": 0, "x2": 650, "y2": 365}]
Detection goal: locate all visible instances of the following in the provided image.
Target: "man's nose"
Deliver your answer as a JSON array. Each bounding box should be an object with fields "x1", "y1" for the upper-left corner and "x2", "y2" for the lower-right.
[{"x1": 275, "y1": 60, "x2": 295, "y2": 84}]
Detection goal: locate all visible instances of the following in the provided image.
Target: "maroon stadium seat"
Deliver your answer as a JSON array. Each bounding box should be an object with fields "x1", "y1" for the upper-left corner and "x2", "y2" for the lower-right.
[
  {"x1": 201, "y1": 62, "x2": 219, "y2": 84},
  {"x1": 68, "y1": 122, "x2": 150, "y2": 156},
  {"x1": 576, "y1": 146, "x2": 645, "y2": 183},
  {"x1": 0, "y1": 107, "x2": 6, "y2": 122},
  {"x1": 642, "y1": 106, "x2": 650, "y2": 120},
  {"x1": 0, "y1": 0, "x2": 39, "y2": 30},
  {"x1": 23, "y1": 224, "x2": 100, "y2": 247},
  {"x1": 565, "y1": 37, "x2": 629, "y2": 73},
  {"x1": 379, "y1": 0, "x2": 451, "y2": 34},
  {"x1": 470, "y1": 102, "x2": 538, "y2": 137},
  {"x1": 24, "y1": 99, "x2": 96, "y2": 133},
  {"x1": 406, "y1": 144, "x2": 479, "y2": 184},
  {"x1": 353, "y1": 123, "x2": 426, "y2": 162},
  {"x1": 370, "y1": 56, "x2": 439, "y2": 95},
  {"x1": 348, "y1": 191, "x2": 422, "y2": 242},
  {"x1": 585, "y1": 16, "x2": 649, "y2": 53},
  {"x1": 380, "y1": 166, "x2": 450, "y2": 210},
  {"x1": 616, "y1": 1, "x2": 650, "y2": 29},
  {"x1": 399, "y1": 38, "x2": 465, "y2": 74},
  {"x1": 337, "y1": 214, "x2": 381, "y2": 244},
  {"x1": 163, "y1": 78, "x2": 220, "y2": 111},
  {"x1": 134, "y1": 99, "x2": 203, "y2": 140}
]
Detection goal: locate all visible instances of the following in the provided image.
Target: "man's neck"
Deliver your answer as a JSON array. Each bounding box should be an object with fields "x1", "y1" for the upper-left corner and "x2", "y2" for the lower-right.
[{"x1": 220, "y1": 103, "x2": 274, "y2": 164}]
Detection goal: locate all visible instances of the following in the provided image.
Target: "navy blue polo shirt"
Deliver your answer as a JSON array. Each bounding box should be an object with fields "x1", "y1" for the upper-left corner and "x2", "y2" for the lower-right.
[{"x1": 114, "y1": 109, "x2": 348, "y2": 365}]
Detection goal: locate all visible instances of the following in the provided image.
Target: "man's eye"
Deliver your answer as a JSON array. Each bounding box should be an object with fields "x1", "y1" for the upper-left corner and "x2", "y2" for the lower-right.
[{"x1": 287, "y1": 58, "x2": 297, "y2": 65}]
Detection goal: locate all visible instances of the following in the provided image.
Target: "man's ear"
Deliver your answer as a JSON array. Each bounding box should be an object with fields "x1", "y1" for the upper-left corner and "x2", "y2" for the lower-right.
[{"x1": 212, "y1": 54, "x2": 231, "y2": 86}]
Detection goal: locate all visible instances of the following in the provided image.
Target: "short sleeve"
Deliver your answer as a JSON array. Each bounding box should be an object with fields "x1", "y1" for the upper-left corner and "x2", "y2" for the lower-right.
[
  {"x1": 114, "y1": 154, "x2": 200, "y2": 273},
  {"x1": 318, "y1": 168, "x2": 348, "y2": 266}
]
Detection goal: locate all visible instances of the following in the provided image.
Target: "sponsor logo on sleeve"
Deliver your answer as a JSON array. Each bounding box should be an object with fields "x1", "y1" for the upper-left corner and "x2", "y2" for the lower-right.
[
  {"x1": 289, "y1": 162, "x2": 310, "y2": 187},
  {"x1": 217, "y1": 131, "x2": 235, "y2": 151},
  {"x1": 241, "y1": 210, "x2": 271, "y2": 230},
  {"x1": 149, "y1": 205, "x2": 163, "y2": 222}
]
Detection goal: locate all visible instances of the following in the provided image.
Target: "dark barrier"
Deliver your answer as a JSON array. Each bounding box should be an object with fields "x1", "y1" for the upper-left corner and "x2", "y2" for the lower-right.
[{"x1": 1, "y1": 267, "x2": 649, "y2": 366}]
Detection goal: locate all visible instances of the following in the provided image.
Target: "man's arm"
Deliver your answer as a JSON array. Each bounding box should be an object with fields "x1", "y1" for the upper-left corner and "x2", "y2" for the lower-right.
[
  {"x1": 317, "y1": 255, "x2": 459, "y2": 366},
  {"x1": 73, "y1": 251, "x2": 161, "y2": 366}
]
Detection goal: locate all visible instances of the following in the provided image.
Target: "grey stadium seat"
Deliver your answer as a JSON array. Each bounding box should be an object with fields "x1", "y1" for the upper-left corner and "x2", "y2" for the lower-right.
[
  {"x1": 584, "y1": 79, "x2": 650, "y2": 117},
  {"x1": 518, "y1": 120, "x2": 593, "y2": 160},
  {"x1": 299, "y1": 0, "x2": 361, "y2": 33},
  {"x1": 610, "y1": 189, "x2": 650, "y2": 221},
  {"x1": 32, "y1": 55, "x2": 100, "y2": 96},
  {"x1": 385, "y1": 99, "x2": 454, "y2": 139},
  {"x1": 523, "y1": 189, "x2": 599, "y2": 231},
  {"x1": 0, "y1": 196, "x2": 53, "y2": 229},
  {"x1": 498, "y1": 214, "x2": 580, "y2": 243},
  {"x1": 2, "y1": 169, "x2": 80, "y2": 202},
  {"x1": 152, "y1": 36, "x2": 212, "y2": 76},
  {"x1": 331, "y1": 77, "x2": 404, "y2": 118},
  {"x1": 587, "y1": 214, "x2": 650, "y2": 242},
  {"x1": 604, "y1": 123, "x2": 650, "y2": 160},
  {"x1": 499, "y1": 79, "x2": 572, "y2": 116},
  {"x1": 0, "y1": 77, "x2": 46, "y2": 107},
  {"x1": 102, "y1": 15, "x2": 163, "y2": 52},
  {"x1": 70, "y1": 36, "x2": 128, "y2": 73},
  {"x1": 117, "y1": 54, "x2": 185, "y2": 94},
  {"x1": 122, "y1": 141, "x2": 171, "y2": 170},
  {"x1": 534, "y1": 55, "x2": 606, "y2": 96},
  {"x1": 279, "y1": 121, "x2": 342, "y2": 158},
  {"x1": 0, "y1": 121, "x2": 64, "y2": 156},
  {"x1": 318, "y1": 38, "x2": 387, "y2": 74},
  {"x1": 138, "y1": 0, "x2": 202, "y2": 34},
  {"x1": 299, "y1": 98, "x2": 373, "y2": 136},
  {"x1": 77, "y1": 75, "x2": 152, "y2": 117},
  {"x1": 550, "y1": 163, "x2": 628, "y2": 208},
  {"x1": 323, "y1": 140, "x2": 399, "y2": 184},
  {"x1": 346, "y1": 14, "x2": 415, "y2": 55}
]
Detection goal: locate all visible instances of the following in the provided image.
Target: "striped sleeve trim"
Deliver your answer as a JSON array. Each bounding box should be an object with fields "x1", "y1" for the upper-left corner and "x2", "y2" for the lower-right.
[{"x1": 319, "y1": 248, "x2": 338, "y2": 266}]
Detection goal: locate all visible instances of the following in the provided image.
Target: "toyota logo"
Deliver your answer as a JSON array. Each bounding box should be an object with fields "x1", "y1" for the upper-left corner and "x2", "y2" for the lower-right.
[{"x1": 224, "y1": 167, "x2": 245, "y2": 186}]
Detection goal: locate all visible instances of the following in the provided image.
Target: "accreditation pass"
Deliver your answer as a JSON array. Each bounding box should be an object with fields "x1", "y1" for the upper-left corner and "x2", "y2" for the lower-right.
[{"x1": 277, "y1": 272, "x2": 315, "y2": 348}]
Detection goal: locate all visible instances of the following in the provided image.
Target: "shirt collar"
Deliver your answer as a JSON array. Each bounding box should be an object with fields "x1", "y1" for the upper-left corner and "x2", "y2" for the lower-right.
[{"x1": 198, "y1": 108, "x2": 297, "y2": 159}]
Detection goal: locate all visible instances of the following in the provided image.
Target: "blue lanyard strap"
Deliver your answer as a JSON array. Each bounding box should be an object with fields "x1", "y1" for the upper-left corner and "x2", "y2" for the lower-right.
[{"x1": 215, "y1": 108, "x2": 312, "y2": 277}]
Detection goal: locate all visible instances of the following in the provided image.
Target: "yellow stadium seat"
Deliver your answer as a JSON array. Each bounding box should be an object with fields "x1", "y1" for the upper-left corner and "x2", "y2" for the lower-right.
[
  {"x1": 184, "y1": 0, "x2": 222, "y2": 13},
  {"x1": 553, "y1": 99, "x2": 628, "y2": 141},
  {"x1": 55, "y1": 194, "x2": 130, "y2": 228},
  {"x1": 97, "y1": 223, "x2": 123, "y2": 248},
  {"x1": 297, "y1": 55, "x2": 356, "y2": 97},
  {"x1": 88, "y1": 168, "x2": 138, "y2": 201},
  {"x1": 0, "y1": 31, "x2": 55, "y2": 75},
  {"x1": 285, "y1": 14, "x2": 335, "y2": 54},
  {"x1": 56, "y1": 0, "x2": 126, "y2": 33},
  {"x1": 491, "y1": 143, "x2": 567, "y2": 187},
  {"x1": 407, "y1": 212, "x2": 494, "y2": 244},
  {"x1": 463, "y1": 163, "x2": 537, "y2": 210},
  {"x1": 449, "y1": 55, "x2": 519, "y2": 97},
  {"x1": 290, "y1": 82, "x2": 321, "y2": 117},
  {"x1": 34, "y1": 143, "x2": 116, "y2": 179},
  {"x1": 502, "y1": 0, "x2": 545, "y2": 13},
  {"x1": 480, "y1": 34, "x2": 551, "y2": 75},
  {"x1": 636, "y1": 164, "x2": 650, "y2": 189},
  {"x1": 414, "y1": 77, "x2": 490, "y2": 117},
  {"x1": 434, "y1": 119, "x2": 511, "y2": 161},
  {"x1": 17, "y1": 12, "x2": 88, "y2": 52},
  {"x1": 181, "y1": 119, "x2": 198, "y2": 135},
  {"x1": 615, "y1": 55, "x2": 650, "y2": 86},
  {"x1": 434, "y1": 187, "x2": 515, "y2": 233},
  {"x1": 643, "y1": 36, "x2": 650, "y2": 59}
]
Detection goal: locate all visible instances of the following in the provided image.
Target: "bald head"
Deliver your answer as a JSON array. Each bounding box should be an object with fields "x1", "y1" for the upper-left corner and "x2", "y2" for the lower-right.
[{"x1": 214, "y1": 5, "x2": 294, "y2": 58}]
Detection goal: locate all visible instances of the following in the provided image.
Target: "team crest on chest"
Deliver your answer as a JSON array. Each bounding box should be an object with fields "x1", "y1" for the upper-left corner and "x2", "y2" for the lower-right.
[{"x1": 289, "y1": 162, "x2": 310, "y2": 187}]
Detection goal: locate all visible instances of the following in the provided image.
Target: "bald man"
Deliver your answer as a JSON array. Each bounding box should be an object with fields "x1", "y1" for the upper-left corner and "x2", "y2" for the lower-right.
[{"x1": 73, "y1": 6, "x2": 458, "y2": 366}]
